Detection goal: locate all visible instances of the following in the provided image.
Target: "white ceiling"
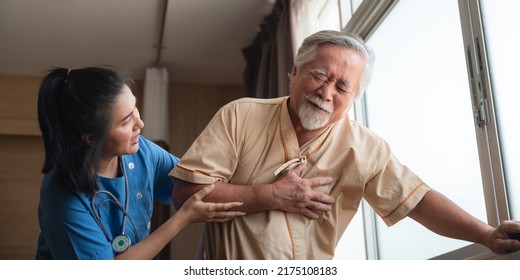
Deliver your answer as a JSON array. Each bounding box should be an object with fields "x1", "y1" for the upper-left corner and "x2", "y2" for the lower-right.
[{"x1": 0, "y1": 0, "x2": 276, "y2": 85}]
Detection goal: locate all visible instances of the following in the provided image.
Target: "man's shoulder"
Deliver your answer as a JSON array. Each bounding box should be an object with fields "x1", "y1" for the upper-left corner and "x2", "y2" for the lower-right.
[
  {"x1": 347, "y1": 119, "x2": 384, "y2": 143},
  {"x1": 219, "y1": 96, "x2": 288, "y2": 116},
  {"x1": 227, "y1": 96, "x2": 288, "y2": 107}
]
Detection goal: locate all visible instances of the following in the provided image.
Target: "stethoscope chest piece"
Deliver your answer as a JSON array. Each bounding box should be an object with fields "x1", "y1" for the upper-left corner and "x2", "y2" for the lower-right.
[{"x1": 112, "y1": 234, "x2": 131, "y2": 253}]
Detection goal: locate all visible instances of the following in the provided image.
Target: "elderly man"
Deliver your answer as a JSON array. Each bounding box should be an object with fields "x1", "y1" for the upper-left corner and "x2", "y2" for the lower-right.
[{"x1": 170, "y1": 30, "x2": 520, "y2": 259}]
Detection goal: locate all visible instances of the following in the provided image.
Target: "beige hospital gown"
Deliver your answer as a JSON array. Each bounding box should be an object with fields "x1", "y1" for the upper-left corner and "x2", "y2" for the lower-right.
[{"x1": 171, "y1": 96, "x2": 431, "y2": 259}]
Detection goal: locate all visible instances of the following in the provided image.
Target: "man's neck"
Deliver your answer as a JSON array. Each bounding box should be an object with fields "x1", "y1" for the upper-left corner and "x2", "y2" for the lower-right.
[{"x1": 294, "y1": 125, "x2": 329, "y2": 147}]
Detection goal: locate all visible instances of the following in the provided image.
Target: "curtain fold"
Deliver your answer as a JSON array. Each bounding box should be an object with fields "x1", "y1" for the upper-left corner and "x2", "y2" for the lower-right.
[
  {"x1": 242, "y1": 0, "x2": 293, "y2": 98},
  {"x1": 289, "y1": 0, "x2": 320, "y2": 56},
  {"x1": 142, "y1": 67, "x2": 169, "y2": 145}
]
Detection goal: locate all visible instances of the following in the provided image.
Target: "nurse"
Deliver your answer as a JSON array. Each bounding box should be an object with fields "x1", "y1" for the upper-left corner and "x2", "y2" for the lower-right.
[{"x1": 35, "y1": 67, "x2": 244, "y2": 259}]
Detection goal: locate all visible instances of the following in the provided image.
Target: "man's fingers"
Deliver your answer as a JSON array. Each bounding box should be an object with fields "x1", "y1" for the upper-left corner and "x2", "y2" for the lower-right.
[
  {"x1": 307, "y1": 176, "x2": 335, "y2": 205},
  {"x1": 308, "y1": 176, "x2": 334, "y2": 187},
  {"x1": 291, "y1": 162, "x2": 307, "y2": 175},
  {"x1": 306, "y1": 200, "x2": 332, "y2": 212},
  {"x1": 299, "y1": 208, "x2": 320, "y2": 220},
  {"x1": 311, "y1": 192, "x2": 335, "y2": 205}
]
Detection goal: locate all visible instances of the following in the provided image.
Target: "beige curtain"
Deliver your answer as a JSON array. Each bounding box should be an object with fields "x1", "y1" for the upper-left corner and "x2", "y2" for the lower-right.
[
  {"x1": 142, "y1": 67, "x2": 169, "y2": 144},
  {"x1": 289, "y1": 0, "x2": 320, "y2": 58}
]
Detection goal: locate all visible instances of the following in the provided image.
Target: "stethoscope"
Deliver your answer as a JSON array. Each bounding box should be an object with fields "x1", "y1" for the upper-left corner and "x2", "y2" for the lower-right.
[{"x1": 91, "y1": 156, "x2": 141, "y2": 253}]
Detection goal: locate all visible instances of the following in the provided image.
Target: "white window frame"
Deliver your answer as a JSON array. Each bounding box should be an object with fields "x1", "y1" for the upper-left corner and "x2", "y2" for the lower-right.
[
  {"x1": 339, "y1": 0, "x2": 516, "y2": 260},
  {"x1": 457, "y1": 0, "x2": 510, "y2": 225}
]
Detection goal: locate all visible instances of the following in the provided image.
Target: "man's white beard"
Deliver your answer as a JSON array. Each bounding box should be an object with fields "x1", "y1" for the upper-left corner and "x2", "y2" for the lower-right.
[{"x1": 298, "y1": 95, "x2": 332, "y2": 131}]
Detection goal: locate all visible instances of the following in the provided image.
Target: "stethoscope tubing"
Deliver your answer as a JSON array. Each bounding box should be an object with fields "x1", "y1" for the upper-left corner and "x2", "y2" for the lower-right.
[{"x1": 90, "y1": 156, "x2": 141, "y2": 246}]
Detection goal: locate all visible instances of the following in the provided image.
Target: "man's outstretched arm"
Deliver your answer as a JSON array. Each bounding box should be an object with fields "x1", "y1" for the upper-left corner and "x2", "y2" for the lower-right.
[{"x1": 409, "y1": 189, "x2": 520, "y2": 254}]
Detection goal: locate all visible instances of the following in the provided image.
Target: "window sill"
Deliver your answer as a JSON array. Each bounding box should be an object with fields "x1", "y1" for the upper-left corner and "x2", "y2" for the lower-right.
[{"x1": 431, "y1": 243, "x2": 520, "y2": 260}]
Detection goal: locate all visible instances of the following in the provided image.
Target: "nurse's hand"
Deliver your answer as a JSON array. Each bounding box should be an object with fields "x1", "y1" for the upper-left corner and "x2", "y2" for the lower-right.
[
  {"x1": 117, "y1": 185, "x2": 242, "y2": 260},
  {"x1": 176, "y1": 185, "x2": 246, "y2": 223}
]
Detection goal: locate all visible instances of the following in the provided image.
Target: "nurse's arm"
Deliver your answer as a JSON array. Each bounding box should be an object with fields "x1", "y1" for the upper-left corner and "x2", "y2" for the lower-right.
[
  {"x1": 115, "y1": 186, "x2": 244, "y2": 260},
  {"x1": 172, "y1": 164, "x2": 335, "y2": 219}
]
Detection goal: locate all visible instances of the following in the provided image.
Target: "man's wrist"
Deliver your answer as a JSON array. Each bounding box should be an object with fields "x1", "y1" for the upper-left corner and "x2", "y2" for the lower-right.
[{"x1": 254, "y1": 183, "x2": 279, "y2": 211}]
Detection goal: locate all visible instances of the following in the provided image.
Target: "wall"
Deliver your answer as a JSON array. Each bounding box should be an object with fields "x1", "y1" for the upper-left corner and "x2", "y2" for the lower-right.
[
  {"x1": 0, "y1": 74, "x2": 42, "y2": 259},
  {"x1": 168, "y1": 83, "x2": 245, "y2": 259},
  {"x1": 0, "y1": 135, "x2": 43, "y2": 259},
  {"x1": 0, "y1": 73, "x2": 243, "y2": 259}
]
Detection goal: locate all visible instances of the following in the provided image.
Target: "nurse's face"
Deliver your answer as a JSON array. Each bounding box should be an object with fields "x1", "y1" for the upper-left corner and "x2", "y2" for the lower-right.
[{"x1": 102, "y1": 85, "x2": 144, "y2": 158}]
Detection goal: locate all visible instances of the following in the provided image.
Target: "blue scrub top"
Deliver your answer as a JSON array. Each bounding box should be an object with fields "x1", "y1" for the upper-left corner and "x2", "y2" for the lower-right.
[{"x1": 35, "y1": 136, "x2": 179, "y2": 259}]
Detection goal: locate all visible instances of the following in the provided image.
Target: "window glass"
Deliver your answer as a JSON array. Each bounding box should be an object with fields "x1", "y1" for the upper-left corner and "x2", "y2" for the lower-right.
[
  {"x1": 480, "y1": 0, "x2": 520, "y2": 219},
  {"x1": 333, "y1": 209, "x2": 367, "y2": 259},
  {"x1": 365, "y1": 0, "x2": 486, "y2": 259},
  {"x1": 340, "y1": 0, "x2": 364, "y2": 28},
  {"x1": 340, "y1": 0, "x2": 353, "y2": 26},
  {"x1": 317, "y1": 0, "x2": 340, "y2": 30}
]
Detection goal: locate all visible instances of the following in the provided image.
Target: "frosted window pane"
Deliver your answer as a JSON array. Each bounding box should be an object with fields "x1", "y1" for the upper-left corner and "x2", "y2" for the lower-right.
[
  {"x1": 333, "y1": 210, "x2": 367, "y2": 260},
  {"x1": 480, "y1": 0, "x2": 520, "y2": 220},
  {"x1": 365, "y1": 0, "x2": 486, "y2": 259}
]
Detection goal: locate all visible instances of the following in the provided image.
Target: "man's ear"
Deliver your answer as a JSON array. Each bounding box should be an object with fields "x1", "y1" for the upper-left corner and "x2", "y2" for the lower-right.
[
  {"x1": 291, "y1": 65, "x2": 297, "y2": 77},
  {"x1": 81, "y1": 134, "x2": 96, "y2": 146}
]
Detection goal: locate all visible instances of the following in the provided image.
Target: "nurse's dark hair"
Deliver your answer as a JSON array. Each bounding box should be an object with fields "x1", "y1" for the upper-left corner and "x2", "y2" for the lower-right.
[{"x1": 37, "y1": 67, "x2": 132, "y2": 195}]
